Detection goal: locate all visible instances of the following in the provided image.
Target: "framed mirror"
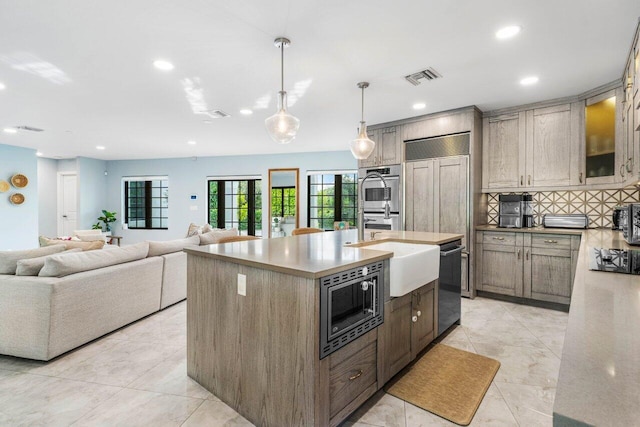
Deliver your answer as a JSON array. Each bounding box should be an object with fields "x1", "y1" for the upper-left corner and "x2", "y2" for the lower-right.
[{"x1": 268, "y1": 168, "x2": 299, "y2": 237}]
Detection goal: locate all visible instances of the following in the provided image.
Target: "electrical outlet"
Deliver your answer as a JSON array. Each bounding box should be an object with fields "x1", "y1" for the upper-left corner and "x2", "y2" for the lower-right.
[{"x1": 237, "y1": 274, "x2": 246, "y2": 296}]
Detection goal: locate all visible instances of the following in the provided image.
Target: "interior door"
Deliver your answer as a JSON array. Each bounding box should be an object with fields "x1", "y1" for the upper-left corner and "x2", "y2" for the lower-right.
[{"x1": 58, "y1": 174, "x2": 77, "y2": 236}]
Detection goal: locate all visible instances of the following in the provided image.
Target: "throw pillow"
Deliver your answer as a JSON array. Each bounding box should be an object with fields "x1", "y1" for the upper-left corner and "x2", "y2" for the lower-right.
[
  {"x1": 15, "y1": 248, "x2": 83, "y2": 276},
  {"x1": 39, "y1": 236, "x2": 105, "y2": 251},
  {"x1": 147, "y1": 236, "x2": 200, "y2": 257},
  {"x1": 39, "y1": 242, "x2": 150, "y2": 277},
  {"x1": 186, "y1": 223, "x2": 215, "y2": 237},
  {"x1": 0, "y1": 244, "x2": 67, "y2": 275},
  {"x1": 76, "y1": 234, "x2": 108, "y2": 243},
  {"x1": 199, "y1": 228, "x2": 238, "y2": 245}
]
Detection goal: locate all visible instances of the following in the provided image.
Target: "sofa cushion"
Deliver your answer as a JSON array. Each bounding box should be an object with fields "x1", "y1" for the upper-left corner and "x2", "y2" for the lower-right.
[
  {"x1": 186, "y1": 223, "x2": 214, "y2": 237},
  {"x1": 76, "y1": 234, "x2": 108, "y2": 243},
  {"x1": 0, "y1": 245, "x2": 67, "y2": 274},
  {"x1": 147, "y1": 236, "x2": 199, "y2": 257},
  {"x1": 39, "y1": 242, "x2": 150, "y2": 277},
  {"x1": 199, "y1": 228, "x2": 238, "y2": 245},
  {"x1": 15, "y1": 248, "x2": 83, "y2": 276},
  {"x1": 39, "y1": 236, "x2": 105, "y2": 251}
]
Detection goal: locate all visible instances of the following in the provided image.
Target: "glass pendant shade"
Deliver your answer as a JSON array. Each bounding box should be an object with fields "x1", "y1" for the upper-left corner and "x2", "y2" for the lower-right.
[
  {"x1": 350, "y1": 121, "x2": 376, "y2": 159},
  {"x1": 265, "y1": 91, "x2": 300, "y2": 144}
]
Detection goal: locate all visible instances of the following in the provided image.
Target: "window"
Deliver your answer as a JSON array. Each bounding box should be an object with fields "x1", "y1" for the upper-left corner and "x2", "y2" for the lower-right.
[
  {"x1": 124, "y1": 177, "x2": 168, "y2": 229},
  {"x1": 208, "y1": 178, "x2": 262, "y2": 236},
  {"x1": 271, "y1": 187, "x2": 296, "y2": 218},
  {"x1": 308, "y1": 172, "x2": 357, "y2": 230}
]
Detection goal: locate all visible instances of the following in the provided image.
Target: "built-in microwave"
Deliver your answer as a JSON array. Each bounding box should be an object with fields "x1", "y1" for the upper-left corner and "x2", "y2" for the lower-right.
[
  {"x1": 359, "y1": 165, "x2": 401, "y2": 214},
  {"x1": 319, "y1": 261, "x2": 384, "y2": 359}
]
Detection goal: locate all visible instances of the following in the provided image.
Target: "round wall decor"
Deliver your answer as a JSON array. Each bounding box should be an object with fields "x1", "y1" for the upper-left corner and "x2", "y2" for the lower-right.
[
  {"x1": 0, "y1": 180, "x2": 9, "y2": 193},
  {"x1": 9, "y1": 193, "x2": 25, "y2": 205},
  {"x1": 11, "y1": 174, "x2": 28, "y2": 188}
]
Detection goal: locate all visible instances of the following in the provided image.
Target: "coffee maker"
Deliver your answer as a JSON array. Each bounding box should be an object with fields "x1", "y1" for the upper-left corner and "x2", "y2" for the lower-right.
[{"x1": 498, "y1": 194, "x2": 534, "y2": 228}]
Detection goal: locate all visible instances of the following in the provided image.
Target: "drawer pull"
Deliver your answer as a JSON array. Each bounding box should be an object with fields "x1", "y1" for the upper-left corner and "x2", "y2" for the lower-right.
[
  {"x1": 520, "y1": 175, "x2": 523, "y2": 186},
  {"x1": 544, "y1": 240, "x2": 558, "y2": 244},
  {"x1": 528, "y1": 175, "x2": 531, "y2": 186},
  {"x1": 492, "y1": 237, "x2": 505, "y2": 241},
  {"x1": 526, "y1": 250, "x2": 530, "y2": 261},
  {"x1": 349, "y1": 370, "x2": 363, "y2": 381},
  {"x1": 517, "y1": 249, "x2": 521, "y2": 260}
]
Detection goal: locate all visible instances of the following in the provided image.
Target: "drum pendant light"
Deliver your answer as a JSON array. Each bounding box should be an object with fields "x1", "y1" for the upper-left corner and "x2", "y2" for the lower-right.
[
  {"x1": 350, "y1": 82, "x2": 376, "y2": 159},
  {"x1": 265, "y1": 37, "x2": 300, "y2": 144}
]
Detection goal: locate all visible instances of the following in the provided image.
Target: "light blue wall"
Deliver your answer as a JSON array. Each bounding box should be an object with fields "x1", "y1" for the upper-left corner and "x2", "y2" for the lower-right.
[
  {"x1": 0, "y1": 144, "x2": 39, "y2": 250},
  {"x1": 106, "y1": 151, "x2": 357, "y2": 243},
  {"x1": 77, "y1": 157, "x2": 107, "y2": 229},
  {"x1": 37, "y1": 157, "x2": 58, "y2": 237}
]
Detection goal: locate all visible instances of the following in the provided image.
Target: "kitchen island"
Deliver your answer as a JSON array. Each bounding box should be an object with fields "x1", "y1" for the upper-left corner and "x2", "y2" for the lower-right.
[{"x1": 184, "y1": 229, "x2": 462, "y2": 427}]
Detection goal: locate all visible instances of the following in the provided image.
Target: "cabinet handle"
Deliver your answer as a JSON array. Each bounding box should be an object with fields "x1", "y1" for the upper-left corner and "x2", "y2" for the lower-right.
[
  {"x1": 517, "y1": 249, "x2": 521, "y2": 260},
  {"x1": 349, "y1": 370, "x2": 363, "y2": 381},
  {"x1": 627, "y1": 158, "x2": 633, "y2": 173},
  {"x1": 544, "y1": 240, "x2": 558, "y2": 244},
  {"x1": 528, "y1": 175, "x2": 531, "y2": 186},
  {"x1": 621, "y1": 164, "x2": 626, "y2": 178},
  {"x1": 526, "y1": 250, "x2": 530, "y2": 261},
  {"x1": 492, "y1": 236, "x2": 505, "y2": 241},
  {"x1": 416, "y1": 310, "x2": 422, "y2": 317},
  {"x1": 579, "y1": 172, "x2": 583, "y2": 184},
  {"x1": 412, "y1": 315, "x2": 418, "y2": 323},
  {"x1": 520, "y1": 175, "x2": 523, "y2": 186}
]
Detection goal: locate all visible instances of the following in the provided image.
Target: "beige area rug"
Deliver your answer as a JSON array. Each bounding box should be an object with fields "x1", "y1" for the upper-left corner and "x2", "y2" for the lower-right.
[{"x1": 385, "y1": 344, "x2": 500, "y2": 426}]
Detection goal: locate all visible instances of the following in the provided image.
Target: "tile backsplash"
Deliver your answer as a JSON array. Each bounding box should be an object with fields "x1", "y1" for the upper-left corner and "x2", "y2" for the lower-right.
[{"x1": 487, "y1": 188, "x2": 640, "y2": 228}]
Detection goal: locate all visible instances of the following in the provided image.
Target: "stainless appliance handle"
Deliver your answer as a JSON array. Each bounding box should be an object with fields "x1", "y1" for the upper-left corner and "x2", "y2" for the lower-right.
[
  {"x1": 369, "y1": 278, "x2": 377, "y2": 317},
  {"x1": 440, "y1": 246, "x2": 465, "y2": 257}
]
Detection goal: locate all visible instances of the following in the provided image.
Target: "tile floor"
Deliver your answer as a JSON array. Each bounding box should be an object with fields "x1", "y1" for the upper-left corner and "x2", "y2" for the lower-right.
[{"x1": 0, "y1": 297, "x2": 567, "y2": 426}]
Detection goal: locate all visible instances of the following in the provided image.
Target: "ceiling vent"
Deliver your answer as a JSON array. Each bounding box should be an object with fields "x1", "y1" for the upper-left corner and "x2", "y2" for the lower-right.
[
  {"x1": 404, "y1": 68, "x2": 442, "y2": 86},
  {"x1": 201, "y1": 109, "x2": 231, "y2": 119},
  {"x1": 15, "y1": 125, "x2": 44, "y2": 132}
]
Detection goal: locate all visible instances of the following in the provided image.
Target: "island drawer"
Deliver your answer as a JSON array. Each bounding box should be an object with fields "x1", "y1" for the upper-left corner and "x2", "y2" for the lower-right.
[
  {"x1": 482, "y1": 231, "x2": 517, "y2": 246},
  {"x1": 329, "y1": 337, "x2": 377, "y2": 419}
]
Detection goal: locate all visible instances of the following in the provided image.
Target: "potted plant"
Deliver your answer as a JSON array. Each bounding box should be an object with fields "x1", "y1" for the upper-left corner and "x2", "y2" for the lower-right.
[{"x1": 96, "y1": 210, "x2": 117, "y2": 234}]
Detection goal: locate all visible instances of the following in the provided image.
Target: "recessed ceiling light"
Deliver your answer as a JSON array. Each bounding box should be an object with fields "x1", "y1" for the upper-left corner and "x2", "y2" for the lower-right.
[
  {"x1": 496, "y1": 25, "x2": 522, "y2": 40},
  {"x1": 153, "y1": 60, "x2": 174, "y2": 71},
  {"x1": 3, "y1": 128, "x2": 17, "y2": 134},
  {"x1": 239, "y1": 109, "x2": 253, "y2": 115},
  {"x1": 36, "y1": 151, "x2": 43, "y2": 156},
  {"x1": 413, "y1": 102, "x2": 426, "y2": 110},
  {"x1": 520, "y1": 76, "x2": 539, "y2": 86},
  {"x1": 0, "y1": 82, "x2": 5, "y2": 90},
  {"x1": 96, "y1": 145, "x2": 105, "y2": 150},
  {"x1": 187, "y1": 140, "x2": 197, "y2": 145}
]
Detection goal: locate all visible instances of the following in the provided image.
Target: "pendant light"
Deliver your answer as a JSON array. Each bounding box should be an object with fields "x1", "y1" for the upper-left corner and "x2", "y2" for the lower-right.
[
  {"x1": 350, "y1": 82, "x2": 376, "y2": 159},
  {"x1": 265, "y1": 37, "x2": 300, "y2": 144}
]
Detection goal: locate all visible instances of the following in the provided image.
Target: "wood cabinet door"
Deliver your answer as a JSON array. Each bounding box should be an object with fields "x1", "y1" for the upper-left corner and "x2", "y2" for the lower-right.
[
  {"x1": 378, "y1": 127, "x2": 401, "y2": 166},
  {"x1": 625, "y1": 101, "x2": 635, "y2": 176},
  {"x1": 483, "y1": 114, "x2": 524, "y2": 189},
  {"x1": 378, "y1": 294, "x2": 413, "y2": 384},
  {"x1": 476, "y1": 242, "x2": 523, "y2": 296},
  {"x1": 526, "y1": 104, "x2": 580, "y2": 187},
  {"x1": 524, "y1": 246, "x2": 573, "y2": 305},
  {"x1": 405, "y1": 160, "x2": 435, "y2": 232},
  {"x1": 435, "y1": 156, "x2": 468, "y2": 248},
  {"x1": 410, "y1": 282, "x2": 435, "y2": 360}
]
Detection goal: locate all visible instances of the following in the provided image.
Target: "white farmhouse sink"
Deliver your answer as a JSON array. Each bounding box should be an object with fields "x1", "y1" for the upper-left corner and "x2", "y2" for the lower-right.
[{"x1": 364, "y1": 242, "x2": 440, "y2": 297}]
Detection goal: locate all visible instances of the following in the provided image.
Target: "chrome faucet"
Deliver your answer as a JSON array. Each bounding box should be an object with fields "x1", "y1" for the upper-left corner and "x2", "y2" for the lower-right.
[{"x1": 358, "y1": 172, "x2": 390, "y2": 242}]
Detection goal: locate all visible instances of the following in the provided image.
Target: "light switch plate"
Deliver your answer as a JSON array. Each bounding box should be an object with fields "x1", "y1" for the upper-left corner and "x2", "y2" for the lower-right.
[{"x1": 237, "y1": 273, "x2": 246, "y2": 296}]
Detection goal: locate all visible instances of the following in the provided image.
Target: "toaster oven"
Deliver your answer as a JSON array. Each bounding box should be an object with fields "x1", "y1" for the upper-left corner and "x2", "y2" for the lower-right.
[{"x1": 623, "y1": 204, "x2": 640, "y2": 245}]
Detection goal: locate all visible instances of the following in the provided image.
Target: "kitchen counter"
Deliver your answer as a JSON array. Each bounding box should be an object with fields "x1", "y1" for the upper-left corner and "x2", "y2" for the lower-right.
[
  {"x1": 184, "y1": 229, "x2": 463, "y2": 279},
  {"x1": 476, "y1": 224, "x2": 584, "y2": 235},
  {"x1": 553, "y1": 229, "x2": 640, "y2": 426}
]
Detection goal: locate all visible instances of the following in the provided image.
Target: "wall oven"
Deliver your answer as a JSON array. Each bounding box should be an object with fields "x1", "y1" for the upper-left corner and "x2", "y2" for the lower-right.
[
  {"x1": 320, "y1": 261, "x2": 384, "y2": 359},
  {"x1": 363, "y1": 213, "x2": 400, "y2": 231},
  {"x1": 359, "y1": 165, "x2": 401, "y2": 215}
]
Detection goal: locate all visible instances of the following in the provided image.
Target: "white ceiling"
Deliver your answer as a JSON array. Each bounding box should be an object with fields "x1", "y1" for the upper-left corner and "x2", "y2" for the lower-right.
[{"x1": 1, "y1": 1, "x2": 639, "y2": 160}]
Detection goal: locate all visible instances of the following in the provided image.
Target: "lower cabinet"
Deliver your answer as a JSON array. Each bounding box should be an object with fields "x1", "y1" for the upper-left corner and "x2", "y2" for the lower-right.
[
  {"x1": 475, "y1": 231, "x2": 580, "y2": 305},
  {"x1": 377, "y1": 281, "x2": 436, "y2": 385}
]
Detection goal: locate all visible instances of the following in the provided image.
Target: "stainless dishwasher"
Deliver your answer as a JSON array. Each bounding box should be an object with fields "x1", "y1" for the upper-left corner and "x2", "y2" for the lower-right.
[{"x1": 438, "y1": 240, "x2": 463, "y2": 336}]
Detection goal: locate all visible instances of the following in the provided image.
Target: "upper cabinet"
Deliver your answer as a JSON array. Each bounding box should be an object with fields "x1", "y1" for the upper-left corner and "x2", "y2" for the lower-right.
[
  {"x1": 482, "y1": 113, "x2": 524, "y2": 189},
  {"x1": 357, "y1": 126, "x2": 402, "y2": 168}
]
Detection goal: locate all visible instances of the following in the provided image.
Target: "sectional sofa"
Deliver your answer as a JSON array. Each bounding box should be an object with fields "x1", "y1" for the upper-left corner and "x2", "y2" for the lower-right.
[{"x1": 0, "y1": 228, "x2": 238, "y2": 361}]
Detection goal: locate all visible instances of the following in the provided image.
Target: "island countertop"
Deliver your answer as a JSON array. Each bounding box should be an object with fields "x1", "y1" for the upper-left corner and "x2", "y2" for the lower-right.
[
  {"x1": 184, "y1": 229, "x2": 463, "y2": 279},
  {"x1": 553, "y1": 229, "x2": 640, "y2": 426}
]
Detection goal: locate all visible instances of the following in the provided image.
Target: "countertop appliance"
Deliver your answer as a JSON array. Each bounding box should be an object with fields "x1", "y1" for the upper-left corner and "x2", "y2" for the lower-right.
[
  {"x1": 437, "y1": 239, "x2": 463, "y2": 336},
  {"x1": 542, "y1": 214, "x2": 589, "y2": 229},
  {"x1": 623, "y1": 204, "x2": 640, "y2": 245},
  {"x1": 588, "y1": 247, "x2": 640, "y2": 274},
  {"x1": 498, "y1": 194, "x2": 535, "y2": 228},
  {"x1": 319, "y1": 260, "x2": 384, "y2": 359},
  {"x1": 359, "y1": 164, "x2": 401, "y2": 231},
  {"x1": 612, "y1": 206, "x2": 627, "y2": 231}
]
